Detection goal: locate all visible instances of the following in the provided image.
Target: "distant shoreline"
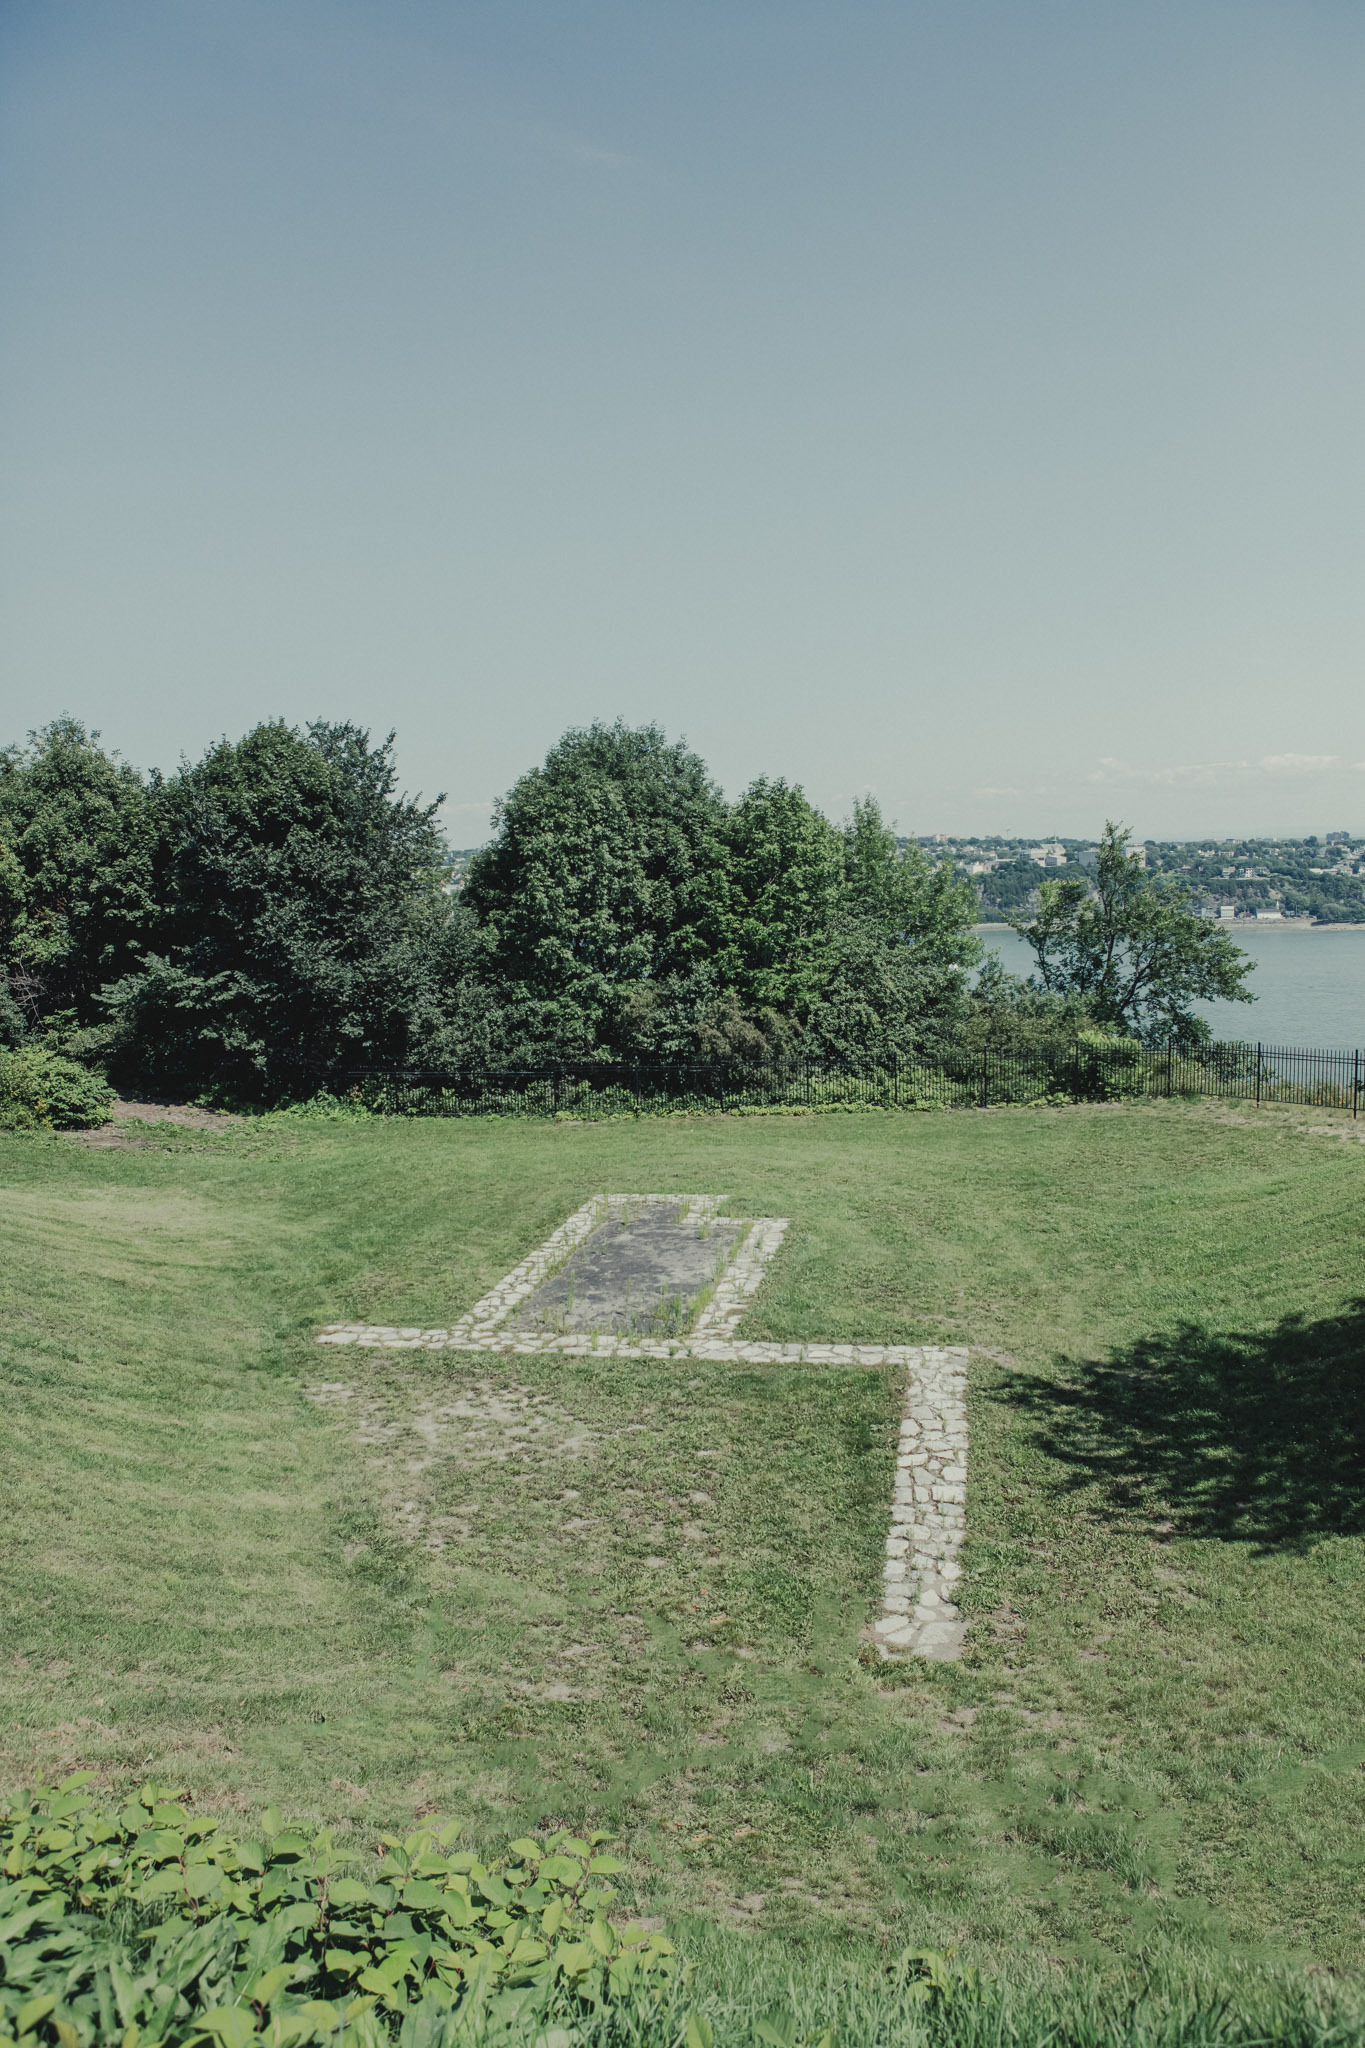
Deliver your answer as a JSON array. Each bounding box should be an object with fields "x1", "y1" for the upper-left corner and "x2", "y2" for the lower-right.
[{"x1": 976, "y1": 921, "x2": 1365, "y2": 934}]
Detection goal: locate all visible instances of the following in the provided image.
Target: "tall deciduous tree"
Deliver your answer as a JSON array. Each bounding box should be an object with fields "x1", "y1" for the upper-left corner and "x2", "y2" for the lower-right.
[
  {"x1": 725, "y1": 777, "x2": 844, "y2": 1014},
  {"x1": 801, "y1": 798, "x2": 981, "y2": 1061},
  {"x1": 104, "y1": 721, "x2": 468, "y2": 1097},
  {"x1": 1015, "y1": 820, "x2": 1254, "y2": 1043},
  {"x1": 463, "y1": 722, "x2": 732, "y2": 1049},
  {"x1": 0, "y1": 719, "x2": 157, "y2": 1041}
]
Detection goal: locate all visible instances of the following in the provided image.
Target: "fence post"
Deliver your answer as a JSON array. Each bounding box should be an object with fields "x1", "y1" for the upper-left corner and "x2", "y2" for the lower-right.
[
  {"x1": 1167, "y1": 1035, "x2": 1174, "y2": 1098},
  {"x1": 980, "y1": 1048, "x2": 988, "y2": 1109},
  {"x1": 1355, "y1": 1049, "x2": 1360, "y2": 1122},
  {"x1": 1255, "y1": 1042, "x2": 1262, "y2": 1107},
  {"x1": 893, "y1": 1049, "x2": 900, "y2": 1108}
]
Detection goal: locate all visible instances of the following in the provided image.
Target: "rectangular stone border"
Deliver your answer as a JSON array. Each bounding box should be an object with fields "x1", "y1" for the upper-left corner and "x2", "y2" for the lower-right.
[
  {"x1": 317, "y1": 1200, "x2": 969, "y2": 1661},
  {"x1": 317, "y1": 1193, "x2": 776, "y2": 1356}
]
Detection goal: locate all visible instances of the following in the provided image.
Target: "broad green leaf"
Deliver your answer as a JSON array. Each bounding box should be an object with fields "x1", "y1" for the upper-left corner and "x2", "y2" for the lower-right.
[
  {"x1": 268, "y1": 1832, "x2": 310, "y2": 1860},
  {"x1": 56, "y1": 1772, "x2": 96, "y2": 1794},
  {"x1": 17, "y1": 1992, "x2": 57, "y2": 2034},
  {"x1": 755, "y1": 2014, "x2": 798, "y2": 2048},
  {"x1": 400, "y1": 1880, "x2": 448, "y2": 1910},
  {"x1": 260, "y1": 1808, "x2": 283, "y2": 1840},
  {"x1": 139, "y1": 1868, "x2": 186, "y2": 1900},
  {"x1": 325, "y1": 1879, "x2": 371, "y2": 1908},
  {"x1": 197, "y1": 2009, "x2": 258, "y2": 2048},
  {"x1": 588, "y1": 1917, "x2": 613, "y2": 1957},
  {"x1": 508, "y1": 1839, "x2": 542, "y2": 1862},
  {"x1": 557, "y1": 1838, "x2": 591, "y2": 1859},
  {"x1": 587, "y1": 1856, "x2": 623, "y2": 1874},
  {"x1": 0, "y1": 1902, "x2": 61, "y2": 1943},
  {"x1": 293, "y1": 2002, "x2": 340, "y2": 2032},
  {"x1": 684, "y1": 2013, "x2": 715, "y2": 2048},
  {"x1": 250, "y1": 1965, "x2": 294, "y2": 2005},
  {"x1": 149, "y1": 1804, "x2": 187, "y2": 1827},
  {"x1": 279, "y1": 1901, "x2": 322, "y2": 1932},
  {"x1": 536, "y1": 1857, "x2": 582, "y2": 1885}
]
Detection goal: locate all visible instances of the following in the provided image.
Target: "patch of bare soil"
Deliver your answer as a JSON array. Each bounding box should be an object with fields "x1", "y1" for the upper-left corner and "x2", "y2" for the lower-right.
[
  {"x1": 73, "y1": 1098, "x2": 243, "y2": 1148},
  {"x1": 304, "y1": 1376, "x2": 595, "y2": 1555}
]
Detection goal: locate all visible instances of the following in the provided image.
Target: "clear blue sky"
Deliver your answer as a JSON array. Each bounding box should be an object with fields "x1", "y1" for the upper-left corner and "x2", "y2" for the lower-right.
[{"x1": 3, "y1": 1, "x2": 1363, "y2": 842}]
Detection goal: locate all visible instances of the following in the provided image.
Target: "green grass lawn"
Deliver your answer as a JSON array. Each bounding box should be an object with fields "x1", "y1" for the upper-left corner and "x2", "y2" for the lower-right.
[{"x1": 4, "y1": 1098, "x2": 1365, "y2": 1994}]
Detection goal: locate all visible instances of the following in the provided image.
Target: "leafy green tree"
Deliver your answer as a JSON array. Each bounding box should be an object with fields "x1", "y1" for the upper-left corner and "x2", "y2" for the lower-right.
[
  {"x1": 104, "y1": 721, "x2": 467, "y2": 1098},
  {"x1": 725, "y1": 777, "x2": 844, "y2": 1014},
  {"x1": 840, "y1": 798, "x2": 981, "y2": 973},
  {"x1": 797, "y1": 799, "x2": 982, "y2": 1062},
  {"x1": 1014, "y1": 821, "x2": 1254, "y2": 1044},
  {"x1": 611, "y1": 962, "x2": 796, "y2": 1063},
  {"x1": 463, "y1": 722, "x2": 732, "y2": 1051},
  {"x1": 0, "y1": 719, "x2": 157, "y2": 1042}
]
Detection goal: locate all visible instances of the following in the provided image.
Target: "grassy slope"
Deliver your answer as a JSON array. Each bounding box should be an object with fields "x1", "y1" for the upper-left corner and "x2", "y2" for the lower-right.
[{"x1": 2, "y1": 1102, "x2": 1364, "y2": 1976}]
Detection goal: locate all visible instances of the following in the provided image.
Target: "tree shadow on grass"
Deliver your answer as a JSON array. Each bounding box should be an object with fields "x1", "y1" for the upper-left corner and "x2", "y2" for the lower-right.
[{"x1": 999, "y1": 1301, "x2": 1365, "y2": 1551}]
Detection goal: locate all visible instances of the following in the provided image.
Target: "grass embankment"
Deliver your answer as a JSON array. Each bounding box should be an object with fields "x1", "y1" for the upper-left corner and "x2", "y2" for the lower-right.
[{"x1": 3, "y1": 1101, "x2": 1365, "y2": 2029}]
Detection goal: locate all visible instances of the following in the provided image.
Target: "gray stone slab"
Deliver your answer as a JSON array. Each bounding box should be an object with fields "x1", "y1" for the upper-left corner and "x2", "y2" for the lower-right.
[{"x1": 503, "y1": 1202, "x2": 744, "y2": 1338}]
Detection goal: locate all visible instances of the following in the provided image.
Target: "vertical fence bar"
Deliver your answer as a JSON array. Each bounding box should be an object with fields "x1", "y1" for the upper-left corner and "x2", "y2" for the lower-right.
[
  {"x1": 1255, "y1": 1043, "x2": 1262, "y2": 1106},
  {"x1": 1356, "y1": 1049, "x2": 1360, "y2": 1121}
]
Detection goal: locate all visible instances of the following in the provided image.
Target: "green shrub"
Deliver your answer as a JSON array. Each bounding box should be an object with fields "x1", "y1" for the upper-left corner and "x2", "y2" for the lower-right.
[
  {"x1": 0, "y1": 1776, "x2": 674, "y2": 2046},
  {"x1": 0, "y1": 1049, "x2": 111, "y2": 1131},
  {"x1": 264, "y1": 1093, "x2": 376, "y2": 1123}
]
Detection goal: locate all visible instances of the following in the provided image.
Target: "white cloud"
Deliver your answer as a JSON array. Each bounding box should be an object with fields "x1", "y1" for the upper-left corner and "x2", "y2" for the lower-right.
[
  {"x1": 1087, "y1": 752, "x2": 1353, "y2": 790},
  {"x1": 1087, "y1": 756, "x2": 1241, "y2": 789},
  {"x1": 522, "y1": 123, "x2": 637, "y2": 171}
]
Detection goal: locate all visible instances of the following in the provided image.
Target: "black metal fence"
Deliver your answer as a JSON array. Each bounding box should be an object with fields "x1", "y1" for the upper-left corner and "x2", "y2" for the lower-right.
[{"x1": 337, "y1": 1038, "x2": 1365, "y2": 1120}]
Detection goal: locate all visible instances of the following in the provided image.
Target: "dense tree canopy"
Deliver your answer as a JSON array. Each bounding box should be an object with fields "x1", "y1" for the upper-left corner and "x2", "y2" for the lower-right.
[{"x1": 5, "y1": 715, "x2": 1205, "y2": 1100}]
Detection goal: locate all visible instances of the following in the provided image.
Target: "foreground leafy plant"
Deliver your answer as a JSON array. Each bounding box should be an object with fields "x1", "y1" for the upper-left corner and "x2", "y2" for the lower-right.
[
  {"x1": 0, "y1": 1048, "x2": 111, "y2": 1131},
  {"x1": 0, "y1": 1777, "x2": 674, "y2": 2046}
]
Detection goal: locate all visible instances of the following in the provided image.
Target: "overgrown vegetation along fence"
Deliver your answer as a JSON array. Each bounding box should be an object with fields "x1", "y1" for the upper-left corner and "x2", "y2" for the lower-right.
[{"x1": 339, "y1": 1038, "x2": 1365, "y2": 1119}]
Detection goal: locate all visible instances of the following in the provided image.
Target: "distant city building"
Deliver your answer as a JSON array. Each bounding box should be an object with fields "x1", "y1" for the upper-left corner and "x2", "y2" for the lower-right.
[
  {"x1": 1255, "y1": 908, "x2": 1284, "y2": 920},
  {"x1": 1326, "y1": 830, "x2": 1352, "y2": 844},
  {"x1": 1077, "y1": 843, "x2": 1144, "y2": 870},
  {"x1": 1027, "y1": 842, "x2": 1068, "y2": 867}
]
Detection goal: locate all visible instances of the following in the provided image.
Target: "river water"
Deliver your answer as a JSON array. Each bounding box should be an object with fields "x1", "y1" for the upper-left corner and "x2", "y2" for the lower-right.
[{"x1": 979, "y1": 924, "x2": 1365, "y2": 1051}]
